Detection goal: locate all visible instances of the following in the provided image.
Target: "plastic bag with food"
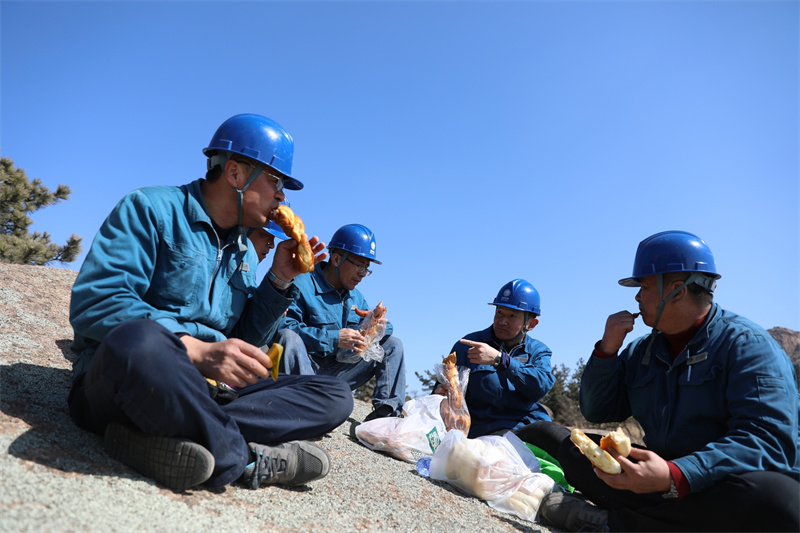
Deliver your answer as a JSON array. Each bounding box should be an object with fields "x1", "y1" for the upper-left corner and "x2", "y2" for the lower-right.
[
  {"x1": 336, "y1": 303, "x2": 387, "y2": 364},
  {"x1": 355, "y1": 395, "x2": 446, "y2": 462},
  {"x1": 425, "y1": 429, "x2": 555, "y2": 522},
  {"x1": 435, "y1": 352, "x2": 471, "y2": 434}
]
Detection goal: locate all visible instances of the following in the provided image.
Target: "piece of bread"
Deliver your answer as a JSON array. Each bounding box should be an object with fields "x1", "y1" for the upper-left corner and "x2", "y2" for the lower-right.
[
  {"x1": 570, "y1": 428, "x2": 622, "y2": 474},
  {"x1": 600, "y1": 427, "x2": 632, "y2": 457},
  {"x1": 355, "y1": 302, "x2": 387, "y2": 355},
  {"x1": 272, "y1": 205, "x2": 314, "y2": 273},
  {"x1": 265, "y1": 343, "x2": 283, "y2": 381}
]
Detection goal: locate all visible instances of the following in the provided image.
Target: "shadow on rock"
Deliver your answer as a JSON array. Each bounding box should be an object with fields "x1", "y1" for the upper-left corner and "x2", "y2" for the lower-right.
[{"x1": 1, "y1": 362, "x2": 118, "y2": 476}]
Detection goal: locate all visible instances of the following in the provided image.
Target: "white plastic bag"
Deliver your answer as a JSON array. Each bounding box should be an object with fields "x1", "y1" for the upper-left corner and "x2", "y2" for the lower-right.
[
  {"x1": 336, "y1": 304, "x2": 387, "y2": 364},
  {"x1": 426, "y1": 430, "x2": 554, "y2": 522},
  {"x1": 355, "y1": 395, "x2": 446, "y2": 462},
  {"x1": 434, "y1": 357, "x2": 471, "y2": 434}
]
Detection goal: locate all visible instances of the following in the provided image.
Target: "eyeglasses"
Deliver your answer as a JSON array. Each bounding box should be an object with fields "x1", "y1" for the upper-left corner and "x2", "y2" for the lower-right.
[
  {"x1": 344, "y1": 256, "x2": 372, "y2": 276},
  {"x1": 234, "y1": 160, "x2": 284, "y2": 192}
]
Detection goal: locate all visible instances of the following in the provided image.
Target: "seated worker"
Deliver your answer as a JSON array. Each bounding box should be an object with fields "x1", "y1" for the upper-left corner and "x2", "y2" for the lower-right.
[
  {"x1": 436, "y1": 279, "x2": 555, "y2": 438},
  {"x1": 68, "y1": 113, "x2": 353, "y2": 492},
  {"x1": 274, "y1": 223, "x2": 407, "y2": 422},
  {"x1": 529, "y1": 230, "x2": 799, "y2": 532}
]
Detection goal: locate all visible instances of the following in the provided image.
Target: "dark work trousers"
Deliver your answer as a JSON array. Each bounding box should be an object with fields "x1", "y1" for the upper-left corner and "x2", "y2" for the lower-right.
[
  {"x1": 68, "y1": 319, "x2": 354, "y2": 487},
  {"x1": 515, "y1": 421, "x2": 800, "y2": 532}
]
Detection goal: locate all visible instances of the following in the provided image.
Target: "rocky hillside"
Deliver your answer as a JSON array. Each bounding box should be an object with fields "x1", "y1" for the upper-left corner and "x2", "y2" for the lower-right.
[
  {"x1": 1, "y1": 262, "x2": 798, "y2": 532},
  {"x1": 0, "y1": 262, "x2": 562, "y2": 533}
]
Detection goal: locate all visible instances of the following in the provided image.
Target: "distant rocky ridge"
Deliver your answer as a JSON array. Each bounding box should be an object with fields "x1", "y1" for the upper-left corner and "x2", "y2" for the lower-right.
[{"x1": 767, "y1": 326, "x2": 800, "y2": 389}]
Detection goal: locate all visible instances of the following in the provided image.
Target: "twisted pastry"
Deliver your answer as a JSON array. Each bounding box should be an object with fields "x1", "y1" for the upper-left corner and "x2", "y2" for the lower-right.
[
  {"x1": 355, "y1": 302, "x2": 387, "y2": 355},
  {"x1": 440, "y1": 352, "x2": 471, "y2": 434},
  {"x1": 272, "y1": 204, "x2": 314, "y2": 273}
]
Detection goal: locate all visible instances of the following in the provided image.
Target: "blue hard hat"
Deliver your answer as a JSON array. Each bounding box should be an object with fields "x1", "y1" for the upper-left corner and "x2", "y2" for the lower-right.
[
  {"x1": 489, "y1": 279, "x2": 541, "y2": 315},
  {"x1": 203, "y1": 113, "x2": 303, "y2": 190},
  {"x1": 265, "y1": 200, "x2": 289, "y2": 240},
  {"x1": 328, "y1": 224, "x2": 381, "y2": 264},
  {"x1": 619, "y1": 230, "x2": 721, "y2": 288}
]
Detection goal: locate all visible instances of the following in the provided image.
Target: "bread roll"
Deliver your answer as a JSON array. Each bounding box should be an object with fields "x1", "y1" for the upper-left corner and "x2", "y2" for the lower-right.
[
  {"x1": 570, "y1": 428, "x2": 622, "y2": 474},
  {"x1": 600, "y1": 427, "x2": 632, "y2": 457}
]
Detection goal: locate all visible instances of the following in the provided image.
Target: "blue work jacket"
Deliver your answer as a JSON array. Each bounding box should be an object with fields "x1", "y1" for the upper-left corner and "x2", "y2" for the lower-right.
[
  {"x1": 282, "y1": 262, "x2": 393, "y2": 358},
  {"x1": 69, "y1": 179, "x2": 295, "y2": 379},
  {"x1": 452, "y1": 326, "x2": 555, "y2": 438},
  {"x1": 580, "y1": 303, "x2": 800, "y2": 494}
]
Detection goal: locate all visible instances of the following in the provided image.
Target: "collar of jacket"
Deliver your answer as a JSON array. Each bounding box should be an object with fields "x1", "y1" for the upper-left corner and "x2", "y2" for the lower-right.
[
  {"x1": 186, "y1": 179, "x2": 252, "y2": 254},
  {"x1": 652, "y1": 303, "x2": 719, "y2": 367}
]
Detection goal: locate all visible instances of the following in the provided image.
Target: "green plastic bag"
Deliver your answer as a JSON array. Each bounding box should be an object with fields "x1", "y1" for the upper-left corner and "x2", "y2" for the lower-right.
[{"x1": 524, "y1": 443, "x2": 574, "y2": 492}]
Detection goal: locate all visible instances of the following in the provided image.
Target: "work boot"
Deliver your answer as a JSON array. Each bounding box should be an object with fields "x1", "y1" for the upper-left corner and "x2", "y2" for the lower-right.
[
  {"x1": 363, "y1": 403, "x2": 397, "y2": 422},
  {"x1": 539, "y1": 491, "x2": 609, "y2": 532},
  {"x1": 240, "y1": 441, "x2": 330, "y2": 489},
  {"x1": 104, "y1": 422, "x2": 214, "y2": 491}
]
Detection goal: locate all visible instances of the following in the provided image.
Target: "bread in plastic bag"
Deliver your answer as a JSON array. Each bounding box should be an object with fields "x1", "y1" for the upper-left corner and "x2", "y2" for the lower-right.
[
  {"x1": 435, "y1": 352, "x2": 471, "y2": 434},
  {"x1": 336, "y1": 302, "x2": 387, "y2": 364},
  {"x1": 355, "y1": 395, "x2": 446, "y2": 462},
  {"x1": 426, "y1": 429, "x2": 555, "y2": 522}
]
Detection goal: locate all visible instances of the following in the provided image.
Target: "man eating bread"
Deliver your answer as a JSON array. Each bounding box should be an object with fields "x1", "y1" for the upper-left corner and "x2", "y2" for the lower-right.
[{"x1": 519, "y1": 231, "x2": 799, "y2": 532}]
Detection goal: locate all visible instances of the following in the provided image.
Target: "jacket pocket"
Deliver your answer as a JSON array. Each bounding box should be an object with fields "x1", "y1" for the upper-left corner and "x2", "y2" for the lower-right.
[
  {"x1": 147, "y1": 242, "x2": 204, "y2": 312},
  {"x1": 307, "y1": 310, "x2": 339, "y2": 329}
]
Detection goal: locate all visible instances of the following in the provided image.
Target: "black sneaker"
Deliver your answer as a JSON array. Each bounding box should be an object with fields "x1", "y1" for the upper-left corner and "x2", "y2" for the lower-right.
[
  {"x1": 539, "y1": 491, "x2": 609, "y2": 532},
  {"x1": 363, "y1": 404, "x2": 397, "y2": 422},
  {"x1": 240, "y1": 441, "x2": 331, "y2": 489},
  {"x1": 104, "y1": 422, "x2": 214, "y2": 491}
]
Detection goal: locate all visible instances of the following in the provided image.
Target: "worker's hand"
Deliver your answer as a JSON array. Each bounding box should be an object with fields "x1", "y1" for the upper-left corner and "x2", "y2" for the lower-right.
[
  {"x1": 459, "y1": 338, "x2": 500, "y2": 366},
  {"x1": 270, "y1": 235, "x2": 327, "y2": 282},
  {"x1": 338, "y1": 328, "x2": 366, "y2": 352},
  {"x1": 182, "y1": 336, "x2": 271, "y2": 389},
  {"x1": 594, "y1": 447, "x2": 672, "y2": 494},
  {"x1": 598, "y1": 311, "x2": 639, "y2": 355}
]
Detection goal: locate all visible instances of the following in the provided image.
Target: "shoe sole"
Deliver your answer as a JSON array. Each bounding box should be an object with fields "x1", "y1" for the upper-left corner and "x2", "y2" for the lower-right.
[{"x1": 104, "y1": 422, "x2": 214, "y2": 491}]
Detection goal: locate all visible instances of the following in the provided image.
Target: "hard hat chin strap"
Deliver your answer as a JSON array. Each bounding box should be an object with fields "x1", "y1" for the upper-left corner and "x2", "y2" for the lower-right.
[
  {"x1": 232, "y1": 162, "x2": 266, "y2": 252},
  {"x1": 334, "y1": 251, "x2": 349, "y2": 289},
  {"x1": 643, "y1": 272, "x2": 713, "y2": 365}
]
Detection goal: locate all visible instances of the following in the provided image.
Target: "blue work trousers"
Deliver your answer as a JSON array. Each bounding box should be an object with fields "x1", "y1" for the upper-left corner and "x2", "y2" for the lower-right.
[
  {"x1": 68, "y1": 319, "x2": 353, "y2": 487},
  {"x1": 275, "y1": 328, "x2": 407, "y2": 412}
]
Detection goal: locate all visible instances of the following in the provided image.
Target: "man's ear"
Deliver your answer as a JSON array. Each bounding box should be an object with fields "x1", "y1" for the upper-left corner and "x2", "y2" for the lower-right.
[
  {"x1": 223, "y1": 159, "x2": 241, "y2": 188},
  {"x1": 670, "y1": 282, "x2": 688, "y2": 302},
  {"x1": 527, "y1": 317, "x2": 540, "y2": 330}
]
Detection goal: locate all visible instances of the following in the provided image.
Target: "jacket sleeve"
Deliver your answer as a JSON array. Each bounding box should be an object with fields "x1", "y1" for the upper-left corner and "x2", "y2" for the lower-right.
[
  {"x1": 230, "y1": 281, "x2": 298, "y2": 347},
  {"x1": 502, "y1": 341, "x2": 556, "y2": 403},
  {"x1": 69, "y1": 190, "x2": 208, "y2": 346},
  {"x1": 674, "y1": 331, "x2": 799, "y2": 493},
  {"x1": 579, "y1": 347, "x2": 633, "y2": 423},
  {"x1": 282, "y1": 285, "x2": 341, "y2": 357}
]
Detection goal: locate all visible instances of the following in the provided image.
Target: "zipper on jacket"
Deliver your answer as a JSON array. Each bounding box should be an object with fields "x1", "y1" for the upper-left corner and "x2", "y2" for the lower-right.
[{"x1": 207, "y1": 229, "x2": 229, "y2": 299}]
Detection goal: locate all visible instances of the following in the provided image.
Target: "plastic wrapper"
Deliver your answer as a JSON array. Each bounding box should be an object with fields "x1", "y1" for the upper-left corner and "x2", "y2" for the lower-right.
[
  {"x1": 425, "y1": 430, "x2": 555, "y2": 522},
  {"x1": 336, "y1": 303, "x2": 387, "y2": 364},
  {"x1": 434, "y1": 353, "x2": 471, "y2": 434},
  {"x1": 355, "y1": 395, "x2": 446, "y2": 462}
]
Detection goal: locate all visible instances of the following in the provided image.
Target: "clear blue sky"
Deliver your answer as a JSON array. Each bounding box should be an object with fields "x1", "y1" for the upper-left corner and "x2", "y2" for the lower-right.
[{"x1": 3, "y1": 1, "x2": 798, "y2": 395}]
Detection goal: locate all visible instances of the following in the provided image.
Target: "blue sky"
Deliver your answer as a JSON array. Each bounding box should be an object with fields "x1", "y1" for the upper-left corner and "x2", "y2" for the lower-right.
[{"x1": 2, "y1": 0, "x2": 798, "y2": 395}]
